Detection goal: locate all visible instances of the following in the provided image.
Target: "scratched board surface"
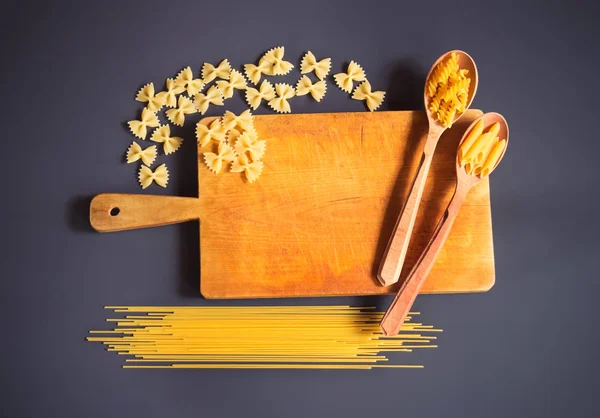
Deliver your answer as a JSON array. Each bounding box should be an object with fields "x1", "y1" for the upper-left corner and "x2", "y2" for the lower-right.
[{"x1": 197, "y1": 110, "x2": 494, "y2": 298}]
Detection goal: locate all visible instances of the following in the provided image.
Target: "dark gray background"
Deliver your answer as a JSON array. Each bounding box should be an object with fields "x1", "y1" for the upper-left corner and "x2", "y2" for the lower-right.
[{"x1": 1, "y1": 1, "x2": 599, "y2": 417}]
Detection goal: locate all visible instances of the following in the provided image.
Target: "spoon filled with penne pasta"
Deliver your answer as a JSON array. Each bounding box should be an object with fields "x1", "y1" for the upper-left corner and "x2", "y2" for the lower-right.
[
  {"x1": 378, "y1": 50, "x2": 478, "y2": 287},
  {"x1": 380, "y1": 112, "x2": 509, "y2": 336}
]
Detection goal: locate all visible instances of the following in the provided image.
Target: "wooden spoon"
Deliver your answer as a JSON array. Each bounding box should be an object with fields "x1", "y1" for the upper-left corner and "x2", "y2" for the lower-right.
[
  {"x1": 377, "y1": 50, "x2": 479, "y2": 287},
  {"x1": 380, "y1": 112, "x2": 509, "y2": 335}
]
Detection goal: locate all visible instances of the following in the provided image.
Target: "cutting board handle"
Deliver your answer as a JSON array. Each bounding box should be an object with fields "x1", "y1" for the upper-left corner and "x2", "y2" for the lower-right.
[{"x1": 89, "y1": 193, "x2": 201, "y2": 232}]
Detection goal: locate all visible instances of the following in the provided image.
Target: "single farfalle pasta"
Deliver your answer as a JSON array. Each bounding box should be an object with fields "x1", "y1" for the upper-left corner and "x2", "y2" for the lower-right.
[
  {"x1": 334, "y1": 61, "x2": 366, "y2": 93},
  {"x1": 156, "y1": 78, "x2": 185, "y2": 108},
  {"x1": 234, "y1": 131, "x2": 266, "y2": 161},
  {"x1": 193, "y1": 86, "x2": 224, "y2": 115},
  {"x1": 227, "y1": 128, "x2": 242, "y2": 144},
  {"x1": 126, "y1": 142, "x2": 157, "y2": 166},
  {"x1": 230, "y1": 153, "x2": 264, "y2": 183},
  {"x1": 352, "y1": 80, "x2": 385, "y2": 111},
  {"x1": 202, "y1": 59, "x2": 231, "y2": 82},
  {"x1": 222, "y1": 109, "x2": 254, "y2": 132},
  {"x1": 166, "y1": 96, "x2": 196, "y2": 126},
  {"x1": 196, "y1": 118, "x2": 227, "y2": 147},
  {"x1": 138, "y1": 163, "x2": 169, "y2": 189},
  {"x1": 174, "y1": 67, "x2": 205, "y2": 97},
  {"x1": 296, "y1": 76, "x2": 327, "y2": 102},
  {"x1": 244, "y1": 60, "x2": 271, "y2": 85},
  {"x1": 128, "y1": 108, "x2": 160, "y2": 139},
  {"x1": 203, "y1": 142, "x2": 236, "y2": 174},
  {"x1": 268, "y1": 83, "x2": 295, "y2": 113},
  {"x1": 260, "y1": 46, "x2": 294, "y2": 76},
  {"x1": 150, "y1": 125, "x2": 184, "y2": 155},
  {"x1": 216, "y1": 69, "x2": 247, "y2": 99},
  {"x1": 135, "y1": 82, "x2": 166, "y2": 112},
  {"x1": 300, "y1": 51, "x2": 331, "y2": 81},
  {"x1": 245, "y1": 80, "x2": 276, "y2": 110}
]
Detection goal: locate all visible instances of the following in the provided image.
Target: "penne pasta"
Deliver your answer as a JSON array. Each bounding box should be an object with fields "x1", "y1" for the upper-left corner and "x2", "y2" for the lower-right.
[
  {"x1": 461, "y1": 132, "x2": 491, "y2": 165},
  {"x1": 476, "y1": 136, "x2": 498, "y2": 164},
  {"x1": 480, "y1": 139, "x2": 507, "y2": 177},
  {"x1": 458, "y1": 119, "x2": 484, "y2": 161}
]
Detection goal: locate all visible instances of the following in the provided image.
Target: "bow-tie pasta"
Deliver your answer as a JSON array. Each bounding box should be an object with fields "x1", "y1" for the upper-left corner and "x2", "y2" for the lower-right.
[
  {"x1": 234, "y1": 131, "x2": 266, "y2": 161},
  {"x1": 268, "y1": 83, "x2": 295, "y2": 113},
  {"x1": 352, "y1": 80, "x2": 385, "y2": 111},
  {"x1": 260, "y1": 47, "x2": 294, "y2": 76},
  {"x1": 216, "y1": 69, "x2": 247, "y2": 99},
  {"x1": 202, "y1": 59, "x2": 231, "y2": 82},
  {"x1": 166, "y1": 96, "x2": 196, "y2": 126},
  {"x1": 245, "y1": 80, "x2": 276, "y2": 110},
  {"x1": 156, "y1": 78, "x2": 185, "y2": 108},
  {"x1": 150, "y1": 125, "x2": 184, "y2": 155},
  {"x1": 196, "y1": 118, "x2": 228, "y2": 147},
  {"x1": 138, "y1": 163, "x2": 169, "y2": 189},
  {"x1": 175, "y1": 67, "x2": 205, "y2": 97},
  {"x1": 230, "y1": 153, "x2": 264, "y2": 183},
  {"x1": 296, "y1": 76, "x2": 327, "y2": 102},
  {"x1": 135, "y1": 82, "x2": 166, "y2": 112},
  {"x1": 128, "y1": 108, "x2": 160, "y2": 139},
  {"x1": 203, "y1": 142, "x2": 236, "y2": 174},
  {"x1": 126, "y1": 142, "x2": 157, "y2": 166},
  {"x1": 300, "y1": 51, "x2": 331, "y2": 81},
  {"x1": 334, "y1": 61, "x2": 366, "y2": 93},
  {"x1": 194, "y1": 86, "x2": 224, "y2": 115}
]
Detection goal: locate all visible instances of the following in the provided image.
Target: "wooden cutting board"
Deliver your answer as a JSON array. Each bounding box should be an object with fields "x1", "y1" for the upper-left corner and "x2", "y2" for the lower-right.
[{"x1": 90, "y1": 110, "x2": 495, "y2": 299}]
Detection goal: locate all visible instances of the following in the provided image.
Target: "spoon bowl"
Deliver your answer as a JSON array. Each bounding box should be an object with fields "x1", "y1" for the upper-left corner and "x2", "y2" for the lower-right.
[{"x1": 424, "y1": 50, "x2": 479, "y2": 129}]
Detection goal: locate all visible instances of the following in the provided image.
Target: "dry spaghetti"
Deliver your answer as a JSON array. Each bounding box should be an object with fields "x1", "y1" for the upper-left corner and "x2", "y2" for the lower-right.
[{"x1": 87, "y1": 306, "x2": 441, "y2": 369}]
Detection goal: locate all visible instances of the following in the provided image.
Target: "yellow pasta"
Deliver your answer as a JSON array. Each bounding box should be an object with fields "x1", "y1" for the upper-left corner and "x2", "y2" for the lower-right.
[
  {"x1": 126, "y1": 142, "x2": 157, "y2": 166},
  {"x1": 458, "y1": 119, "x2": 484, "y2": 161},
  {"x1": 426, "y1": 52, "x2": 471, "y2": 127},
  {"x1": 203, "y1": 142, "x2": 236, "y2": 174},
  {"x1": 480, "y1": 139, "x2": 506, "y2": 177},
  {"x1": 230, "y1": 153, "x2": 264, "y2": 183},
  {"x1": 300, "y1": 51, "x2": 331, "y2": 80},
  {"x1": 127, "y1": 107, "x2": 160, "y2": 139},
  {"x1": 201, "y1": 59, "x2": 231, "y2": 82},
  {"x1": 268, "y1": 83, "x2": 295, "y2": 113},
  {"x1": 244, "y1": 60, "x2": 271, "y2": 85},
  {"x1": 196, "y1": 119, "x2": 227, "y2": 147},
  {"x1": 295, "y1": 75, "x2": 327, "y2": 102},
  {"x1": 259, "y1": 46, "x2": 294, "y2": 76},
  {"x1": 193, "y1": 85, "x2": 224, "y2": 115},
  {"x1": 216, "y1": 69, "x2": 247, "y2": 99},
  {"x1": 138, "y1": 164, "x2": 169, "y2": 189},
  {"x1": 476, "y1": 136, "x2": 498, "y2": 164},
  {"x1": 135, "y1": 82, "x2": 165, "y2": 112},
  {"x1": 165, "y1": 95, "x2": 196, "y2": 127},
  {"x1": 461, "y1": 132, "x2": 491, "y2": 165},
  {"x1": 150, "y1": 125, "x2": 184, "y2": 155},
  {"x1": 333, "y1": 60, "x2": 366, "y2": 93},
  {"x1": 245, "y1": 80, "x2": 276, "y2": 110},
  {"x1": 174, "y1": 67, "x2": 205, "y2": 96},
  {"x1": 156, "y1": 78, "x2": 185, "y2": 108},
  {"x1": 352, "y1": 80, "x2": 385, "y2": 111},
  {"x1": 87, "y1": 306, "x2": 439, "y2": 370},
  {"x1": 234, "y1": 131, "x2": 266, "y2": 161},
  {"x1": 222, "y1": 109, "x2": 254, "y2": 132}
]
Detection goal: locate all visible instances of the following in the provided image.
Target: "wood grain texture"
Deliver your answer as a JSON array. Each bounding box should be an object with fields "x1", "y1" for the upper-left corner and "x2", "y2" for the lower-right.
[{"x1": 198, "y1": 110, "x2": 495, "y2": 299}]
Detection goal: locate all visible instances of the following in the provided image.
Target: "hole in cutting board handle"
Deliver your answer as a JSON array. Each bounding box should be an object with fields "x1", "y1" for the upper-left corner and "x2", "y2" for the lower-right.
[{"x1": 109, "y1": 207, "x2": 120, "y2": 216}]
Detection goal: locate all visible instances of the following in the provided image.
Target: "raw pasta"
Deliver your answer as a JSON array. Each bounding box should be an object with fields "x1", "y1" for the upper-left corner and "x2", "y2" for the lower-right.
[
  {"x1": 175, "y1": 67, "x2": 205, "y2": 96},
  {"x1": 196, "y1": 118, "x2": 227, "y2": 147},
  {"x1": 227, "y1": 128, "x2": 242, "y2": 144},
  {"x1": 300, "y1": 51, "x2": 331, "y2": 80},
  {"x1": 203, "y1": 142, "x2": 236, "y2": 174},
  {"x1": 166, "y1": 96, "x2": 196, "y2": 126},
  {"x1": 244, "y1": 60, "x2": 271, "y2": 85},
  {"x1": 458, "y1": 119, "x2": 483, "y2": 160},
  {"x1": 295, "y1": 76, "x2": 327, "y2": 102},
  {"x1": 427, "y1": 52, "x2": 471, "y2": 128},
  {"x1": 260, "y1": 46, "x2": 294, "y2": 76},
  {"x1": 230, "y1": 154, "x2": 264, "y2": 183},
  {"x1": 245, "y1": 80, "x2": 276, "y2": 110},
  {"x1": 352, "y1": 80, "x2": 385, "y2": 111},
  {"x1": 138, "y1": 163, "x2": 169, "y2": 189},
  {"x1": 216, "y1": 69, "x2": 247, "y2": 99},
  {"x1": 480, "y1": 139, "x2": 506, "y2": 177},
  {"x1": 202, "y1": 59, "x2": 231, "y2": 82},
  {"x1": 268, "y1": 83, "x2": 295, "y2": 113},
  {"x1": 334, "y1": 61, "x2": 366, "y2": 93},
  {"x1": 150, "y1": 125, "x2": 184, "y2": 155},
  {"x1": 126, "y1": 142, "x2": 157, "y2": 166},
  {"x1": 156, "y1": 78, "x2": 185, "y2": 108},
  {"x1": 234, "y1": 131, "x2": 266, "y2": 161},
  {"x1": 127, "y1": 108, "x2": 160, "y2": 139},
  {"x1": 135, "y1": 82, "x2": 165, "y2": 112},
  {"x1": 193, "y1": 85, "x2": 224, "y2": 115},
  {"x1": 222, "y1": 109, "x2": 254, "y2": 132}
]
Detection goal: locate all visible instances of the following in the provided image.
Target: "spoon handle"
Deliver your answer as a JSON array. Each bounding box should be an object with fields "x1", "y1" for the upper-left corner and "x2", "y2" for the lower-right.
[
  {"x1": 379, "y1": 184, "x2": 469, "y2": 336},
  {"x1": 377, "y1": 128, "x2": 442, "y2": 287}
]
